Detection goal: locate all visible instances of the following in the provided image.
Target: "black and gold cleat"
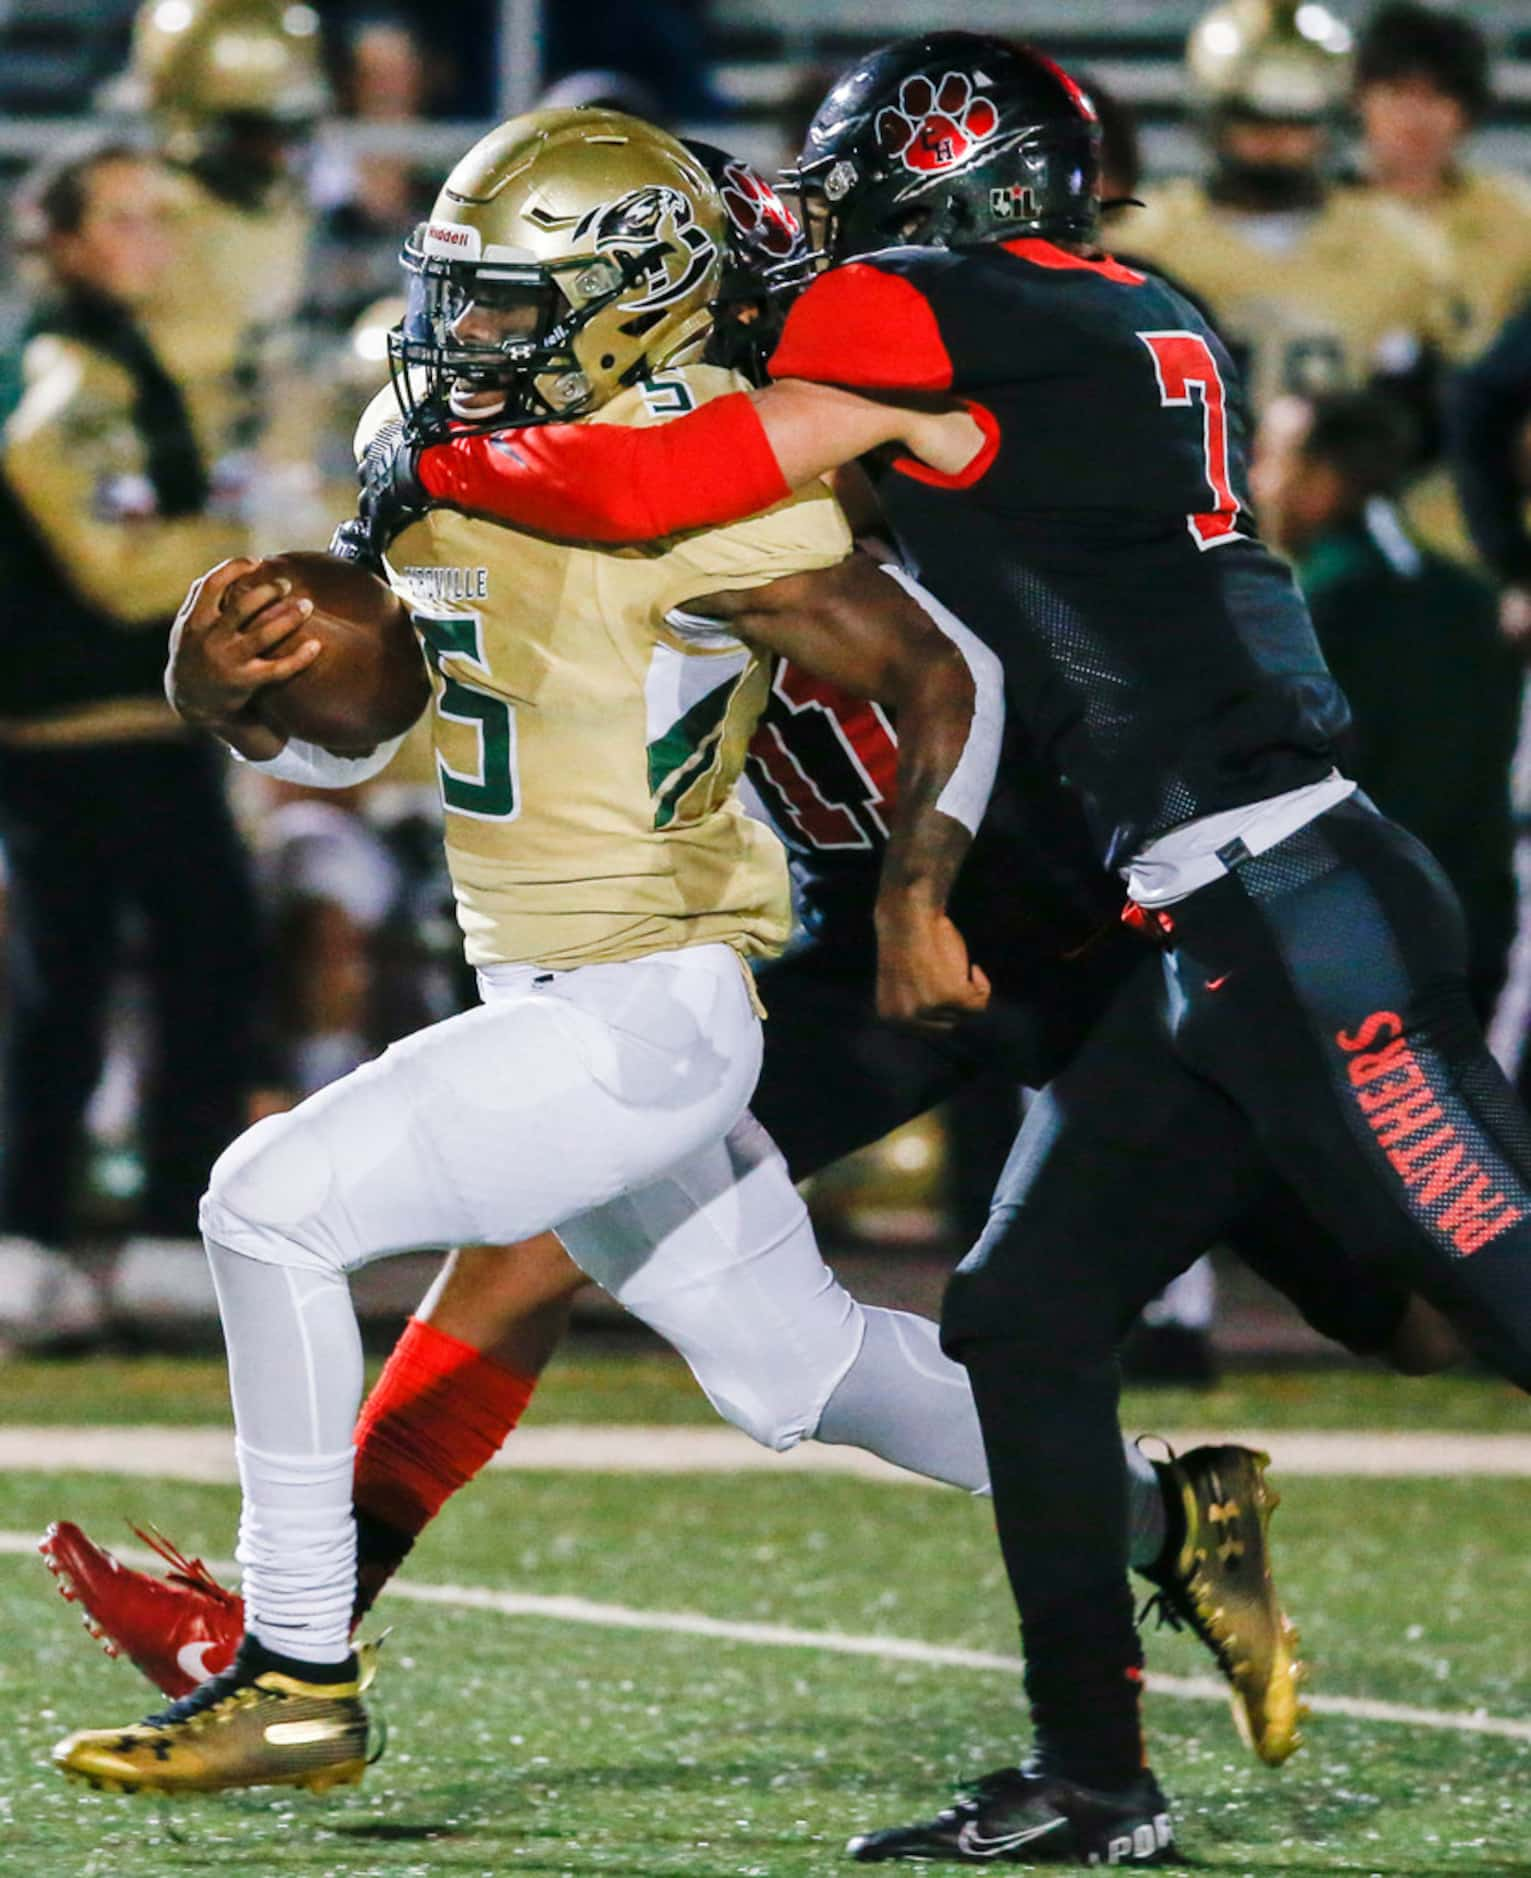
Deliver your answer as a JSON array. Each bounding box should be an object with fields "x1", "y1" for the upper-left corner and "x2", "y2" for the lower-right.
[
  {"x1": 1142, "y1": 1442, "x2": 1307, "y2": 1767},
  {"x1": 51, "y1": 1634, "x2": 370, "y2": 1797}
]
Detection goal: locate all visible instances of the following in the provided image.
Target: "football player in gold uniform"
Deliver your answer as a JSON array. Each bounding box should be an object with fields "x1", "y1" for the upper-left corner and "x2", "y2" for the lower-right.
[
  {"x1": 114, "y1": 0, "x2": 325, "y2": 535},
  {"x1": 1123, "y1": 0, "x2": 1456, "y2": 417},
  {"x1": 52, "y1": 111, "x2": 1002, "y2": 1798}
]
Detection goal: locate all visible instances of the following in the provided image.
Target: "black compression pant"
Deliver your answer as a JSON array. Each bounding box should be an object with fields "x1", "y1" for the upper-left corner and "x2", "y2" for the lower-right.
[
  {"x1": 941, "y1": 795, "x2": 1531, "y2": 1781},
  {"x1": 754, "y1": 899, "x2": 1413, "y2": 1361}
]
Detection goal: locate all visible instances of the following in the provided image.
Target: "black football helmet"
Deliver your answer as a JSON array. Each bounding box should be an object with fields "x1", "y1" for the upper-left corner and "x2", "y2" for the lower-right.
[
  {"x1": 684, "y1": 139, "x2": 813, "y2": 381},
  {"x1": 784, "y1": 32, "x2": 1102, "y2": 264}
]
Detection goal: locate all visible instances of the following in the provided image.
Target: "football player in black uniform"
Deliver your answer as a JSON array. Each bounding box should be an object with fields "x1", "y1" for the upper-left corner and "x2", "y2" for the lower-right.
[{"x1": 360, "y1": 34, "x2": 1531, "y2": 1866}]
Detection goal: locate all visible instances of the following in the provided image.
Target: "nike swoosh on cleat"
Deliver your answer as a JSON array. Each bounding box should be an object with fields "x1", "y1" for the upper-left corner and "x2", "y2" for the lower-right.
[
  {"x1": 956, "y1": 1816, "x2": 1067, "y2": 1857},
  {"x1": 175, "y1": 1641, "x2": 226, "y2": 1684},
  {"x1": 1205, "y1": 973, "x2": 1232, "y2": 991}
]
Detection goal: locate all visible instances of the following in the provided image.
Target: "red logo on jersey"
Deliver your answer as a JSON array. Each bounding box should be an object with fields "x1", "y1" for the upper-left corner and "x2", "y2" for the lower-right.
[
  {"x1": 875, "y1": 72, "x2": 999, "y2": 177},
  {"x1": 718, "y1": 159, "x2": 802, "y2": 260}
]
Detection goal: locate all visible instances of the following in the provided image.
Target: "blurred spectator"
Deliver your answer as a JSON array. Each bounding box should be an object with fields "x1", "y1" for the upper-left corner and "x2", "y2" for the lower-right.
[
  {"x1": 322, "y1": 0, "x2": 498, "y2": 117},
  {"x1": 543, "y1": 0, "x2": 725, "y2": 123},
  {"x1": 1124, "y1": 0, "x2": 1454, "y2": 424},
  {"x1": 1254, "y1": 389, "x2": 1516, "y2": 1012},
  {"x1": 0, "y1": 139, "x2": 261, "y2": 1341},
  {"x1": 309, "y1": 14, "x2": 439, "y2": 330},
  {"x1": 1353, "y1": 3, "x2": 1531, "y2": 360},
  {"x1": 1350, "y1": 4, "x2": 1531, "y2": 562}
]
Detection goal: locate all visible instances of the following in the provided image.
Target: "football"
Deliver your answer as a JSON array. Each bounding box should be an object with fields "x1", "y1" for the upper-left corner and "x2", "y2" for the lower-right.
[{"x1": 240, "y1": 550, "x2": 430, "y2": 754}]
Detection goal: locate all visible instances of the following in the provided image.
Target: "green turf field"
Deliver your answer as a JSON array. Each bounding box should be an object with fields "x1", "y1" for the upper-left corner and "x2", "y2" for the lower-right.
[
  {"x1": 2, "y1": 1353, "x2": 1530, "y2": 1875},
  {"x1": 4, "y1": 1347, "x2": 1529, "y2": 1431}
]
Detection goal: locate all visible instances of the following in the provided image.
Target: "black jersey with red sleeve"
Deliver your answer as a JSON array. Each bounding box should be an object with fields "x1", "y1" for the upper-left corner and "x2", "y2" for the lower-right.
[
  {"x1": 769, "y1": 239, "x2": 1351, "y2": 870},
  {"x1": 746, "y1": 658, "x2": 1122, "y2": 983}
]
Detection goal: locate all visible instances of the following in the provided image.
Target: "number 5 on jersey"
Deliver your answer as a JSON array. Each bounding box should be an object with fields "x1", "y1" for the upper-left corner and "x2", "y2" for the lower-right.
[
  {"x1": 1139, "y1": 329, "x2": 1241, "y2": 551},
  {"x1": 414, "y1": 611, "x2": 521, "y2": 821}
]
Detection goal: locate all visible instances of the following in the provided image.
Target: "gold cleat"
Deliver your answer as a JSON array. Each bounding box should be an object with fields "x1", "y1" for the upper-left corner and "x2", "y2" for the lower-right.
[
  {"x1": 1142, "y1": 1443, "x2": 1307, "y2": 1767},
  {"x1": 51, "y1": 1638, "x2": 371, "y2": 1797}
]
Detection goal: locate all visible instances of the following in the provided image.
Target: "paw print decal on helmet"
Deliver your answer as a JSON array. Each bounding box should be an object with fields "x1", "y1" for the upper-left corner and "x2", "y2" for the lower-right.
[
  {"x1": 875, "y1": 71, "x2": 999, "y2": 176},
  {"x1": 718, "y1": 159, "x2": 802, "y2": 260}
]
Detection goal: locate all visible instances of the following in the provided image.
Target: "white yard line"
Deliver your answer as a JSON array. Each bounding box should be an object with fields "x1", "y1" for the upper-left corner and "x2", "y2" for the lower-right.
[
  {"x1": 2, "y1": 1528, "x2": 1529, "y2": 1746},
  {"x1": 6, "y1": 1423, "x2": 1531, "y2": 1481}
]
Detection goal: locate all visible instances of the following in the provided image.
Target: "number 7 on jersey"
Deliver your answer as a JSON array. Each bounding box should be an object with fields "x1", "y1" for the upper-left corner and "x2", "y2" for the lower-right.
[{"x1": 1138, "y1": 330, "x2": 1241, "y2": 551}]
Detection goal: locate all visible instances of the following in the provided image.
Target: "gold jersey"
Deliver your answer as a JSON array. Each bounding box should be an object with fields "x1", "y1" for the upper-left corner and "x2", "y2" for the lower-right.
[
  {"x1": 1121, "y1": 178, "x2": 1457, "y2": 413},
  {"x1": 4, "y1": 334, "x2": 243, "y2": 624},
  {"x1": 1394, "y1": 167, "x2": 1531, "y2": 360},
  {"x1": 1, "y1": 331, "x2": 246, "y2": 743},
  {"x1": 1391, "y1": 169, "x2": 1531, "y2": 564},
  {"x1": 360, "y1": 363, "x2": 853, "y2": 970},
  {"x1": 141, "y1": 164, "x2": 313, "y2": 482}
]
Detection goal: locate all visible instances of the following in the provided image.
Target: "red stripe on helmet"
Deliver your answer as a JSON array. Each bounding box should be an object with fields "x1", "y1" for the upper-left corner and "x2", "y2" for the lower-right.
[{"x1": 1028, "y1": 48, "x2": 1099, "y2": 123}]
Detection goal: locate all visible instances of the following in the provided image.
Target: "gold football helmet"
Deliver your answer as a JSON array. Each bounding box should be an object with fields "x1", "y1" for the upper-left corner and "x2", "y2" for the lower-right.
[
  {"x1": 1189, "y1": 0, "x2": 1353, "y2": 122},
  {"x1": 118, "y1": 0, "x2": 329, "y2": 132},
  {"x1": 390, "y1": 109, "x2": 726, "y2": 435}
]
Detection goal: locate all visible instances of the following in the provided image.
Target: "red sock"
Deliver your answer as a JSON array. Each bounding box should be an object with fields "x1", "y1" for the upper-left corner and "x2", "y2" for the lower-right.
[{"x1": 352, "y1": 1316, "x2": 538, "y2": 1540}]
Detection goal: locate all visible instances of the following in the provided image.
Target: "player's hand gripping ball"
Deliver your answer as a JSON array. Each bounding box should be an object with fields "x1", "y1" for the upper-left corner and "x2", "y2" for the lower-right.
[{"x1": 237, "y1": 551, "x2": 430, "y2": 754}]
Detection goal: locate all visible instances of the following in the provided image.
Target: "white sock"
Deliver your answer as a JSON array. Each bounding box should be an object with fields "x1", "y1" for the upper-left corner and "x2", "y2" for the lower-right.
[{"x1": 207, "y1": 1239, "x2": 361, "y2": 1664}]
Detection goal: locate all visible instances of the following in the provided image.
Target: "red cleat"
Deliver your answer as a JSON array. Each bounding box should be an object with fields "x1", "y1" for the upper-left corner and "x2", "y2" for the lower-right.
[{"x1": 39, "y1": 1520, "x2": 243, "y2": 1698}]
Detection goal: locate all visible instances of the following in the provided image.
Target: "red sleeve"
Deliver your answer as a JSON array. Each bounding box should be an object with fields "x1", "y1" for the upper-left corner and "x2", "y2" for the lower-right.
[
  {"x1": 415, "y1": 392, "x2": 790, "y2": 544},
  {"x1": 768, "y1": 263, "x2": 954, "y2": 392}
]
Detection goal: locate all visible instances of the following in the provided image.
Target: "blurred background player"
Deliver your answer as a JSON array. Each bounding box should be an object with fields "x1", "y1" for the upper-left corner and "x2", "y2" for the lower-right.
[
  {"x1": 111, "y1": 0, "x2": 329, "y2": 551},
  {"x1": 1124, "y1": 0, "x2": 1454, "y2": 426},
  {"x1": 0, "y1": 138, "x2": 260, "y2": 1346},
  {"x1": 1254, "y1": 388, "x2": 1516, "y2": 1014}
]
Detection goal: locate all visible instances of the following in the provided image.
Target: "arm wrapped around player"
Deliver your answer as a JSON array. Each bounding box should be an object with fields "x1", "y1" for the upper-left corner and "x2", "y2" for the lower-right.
[{"x1": 415, "y1": 392, "x2": 792, "y2": 542}]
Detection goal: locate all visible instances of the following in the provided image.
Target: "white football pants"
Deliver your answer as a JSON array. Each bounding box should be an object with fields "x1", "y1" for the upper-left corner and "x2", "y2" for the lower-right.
[{"x1": 199, "y1": 944, "x2": 1001, "y2": 1662}]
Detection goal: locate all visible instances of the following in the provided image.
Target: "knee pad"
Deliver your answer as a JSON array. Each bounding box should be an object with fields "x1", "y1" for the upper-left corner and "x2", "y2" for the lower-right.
[
  {"x1": 688, "y1": 1324, "x2": 864, "y2": 1453},
  {"x1": 199, "y1": 1108, "x2": 341, "y2": 1273},
  {"x1": 632, "y1": 1262, "x2": 866, "y2": 1454}
]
